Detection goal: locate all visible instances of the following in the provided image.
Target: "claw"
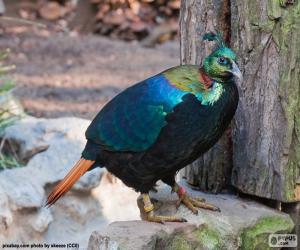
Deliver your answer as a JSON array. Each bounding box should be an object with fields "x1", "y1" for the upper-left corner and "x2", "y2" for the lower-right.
[
  {"x1": 173, "y1": 184, "x2": 220, "y2": 214},
  {"x1": 215, "y1": 207, "x2": 221, "y2": 212},
  {"x1": 190, "y1": 198, "x2": 220, "y2": 212}
]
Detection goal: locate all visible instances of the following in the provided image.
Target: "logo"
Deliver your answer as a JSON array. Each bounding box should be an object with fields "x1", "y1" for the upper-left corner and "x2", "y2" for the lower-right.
[{"x1": 269, "y1": 234, "x2": 297, "y2": 248}]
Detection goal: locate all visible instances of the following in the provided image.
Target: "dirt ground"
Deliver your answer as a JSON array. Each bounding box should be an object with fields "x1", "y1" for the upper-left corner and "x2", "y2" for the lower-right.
[{"x1": 0, "y1": 33, "x2": 179, "y2": 119}]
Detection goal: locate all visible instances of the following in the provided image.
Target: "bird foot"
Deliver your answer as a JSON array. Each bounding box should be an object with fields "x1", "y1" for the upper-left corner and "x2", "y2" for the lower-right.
[
  {"x1": 174, "y1": 185, "x2": 221, "y2": 214},
  {"x1": 141, "y1": 193, "x2": 187, "y2": 223}
]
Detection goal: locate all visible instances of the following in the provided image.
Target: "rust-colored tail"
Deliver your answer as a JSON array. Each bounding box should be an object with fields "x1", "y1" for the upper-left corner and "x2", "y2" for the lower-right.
[{"x1": 46, "y1": 158, "x2": 95, "y2": 207}]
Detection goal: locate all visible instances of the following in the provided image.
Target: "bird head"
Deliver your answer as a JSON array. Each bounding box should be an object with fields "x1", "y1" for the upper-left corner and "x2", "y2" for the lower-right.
[{"x1": 203, "y1": 32, "x2": 242, "y2": 82}]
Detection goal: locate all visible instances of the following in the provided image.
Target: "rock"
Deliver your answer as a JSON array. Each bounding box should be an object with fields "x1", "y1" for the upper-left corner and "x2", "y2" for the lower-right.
[
  {"x1": 3, "y1": 116, "x2": 83, "y2": 161},
  {"x1": 31, "y1": 208, "x2": 53, "y2": 233},
  {"x1": 0, "y1": 117, "x2": 105, "y2": 247},
  {"x1": 0, "y1": 187, "x2": 13, "y2": 232},
  {"x1": 88, "y1": 182, "x2": 294, "y2": 250},
  {"x1": 2, "y1": 117, "x2": 50, "y2": 162},
  {"x1": 0, "y1": 168, "x2": 45, "y2": 209},
  {"x1": 0, "y1": 117, "x2": 104, "y2": 210},
  {"x1": 88, "y1": 232, "x2": 119, "y2": 250},
  {"x1": 2, "y1": 116, "x2": 103, "y2": 188},
  {"x1": 92, "y1": 175, "x2": 140, "y2": 222},
  {"x1": 74, "y1": 169, "x2": 103, "y2": 192}
]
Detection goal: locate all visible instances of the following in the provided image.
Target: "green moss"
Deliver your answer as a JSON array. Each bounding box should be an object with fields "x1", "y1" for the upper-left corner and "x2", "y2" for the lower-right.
[
  {"x1": 247, "y1": 1, "x2": 260, "y2": 23},
  {"x1": 268, "y1": 0, "x2": 282, "y2": 19},
  {"x1": 278, "y1": 0, "x2": 300, "y2": 202},
  {"x1": 0, "y1": 153, "x2": 23, "y2": 170},
  {"x1": 166, "y1": 234, "x2": 193, "y2": 250},
  {"x1": 240, "y1": 216, "x2": 294, "y2": 250},
  {"x1": 194, "y1": 225, "x2": 224, "y2": 250}
]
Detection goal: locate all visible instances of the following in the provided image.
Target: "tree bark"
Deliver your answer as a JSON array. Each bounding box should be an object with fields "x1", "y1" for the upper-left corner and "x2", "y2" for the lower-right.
[
  {"x1": 180, "y1": 0, "x2": 233, "y2": 193},
  {"x1": 0, "y1": 0, "x2": 5, "y2": 15},
  {"x1": 180, "y1": 0, "x2": 300, "y2": 200},
  {"x1": 231, "y1": 0, "x2": 300, "y2": 202}
]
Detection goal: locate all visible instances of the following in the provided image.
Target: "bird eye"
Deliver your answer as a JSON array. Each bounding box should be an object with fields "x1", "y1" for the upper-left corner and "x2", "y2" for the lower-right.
[{"x1": 218, "y1": 56, "x2": 227, "y2": 65}]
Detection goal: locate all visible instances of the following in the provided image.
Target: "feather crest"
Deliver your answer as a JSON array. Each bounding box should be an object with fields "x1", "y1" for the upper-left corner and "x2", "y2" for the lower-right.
[{"x1": 203, "y1": 31, "x2": 225, "y2": 48}]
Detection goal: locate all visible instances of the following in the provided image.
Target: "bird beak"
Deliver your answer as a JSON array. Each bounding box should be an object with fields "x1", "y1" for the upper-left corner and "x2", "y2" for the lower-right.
[{"x1": 231, "y1": 61, "x2": 243, "y2": 80}]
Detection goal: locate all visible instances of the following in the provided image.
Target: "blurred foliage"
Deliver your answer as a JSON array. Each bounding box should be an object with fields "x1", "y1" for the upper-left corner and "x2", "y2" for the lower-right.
[
  {"x1": 0, "y1": 153, "x2": 23, "y2": 170},
  {"x1": 0, "y1": 49, "x2": 17, "y2": 135},
  {"x1": 0, "y1": 49, "x2": 23, "y2": 170},
  {"x1": 0, "y1": 83, "x2": 17, "y2": 135}
]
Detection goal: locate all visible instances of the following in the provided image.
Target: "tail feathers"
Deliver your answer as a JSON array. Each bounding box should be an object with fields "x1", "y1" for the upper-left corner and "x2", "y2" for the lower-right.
[{"x1": 46, "y1": 158, "x2": 95, "y2": 207}]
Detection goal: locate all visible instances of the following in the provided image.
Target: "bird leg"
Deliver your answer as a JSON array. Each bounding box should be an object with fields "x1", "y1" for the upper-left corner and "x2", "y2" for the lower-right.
[
  {"x1": 172, "y1": 183, "x2": 221, "y2": 214},
  {"x1": 142, "y1": 194, "x2": 187, "y2": 223}
]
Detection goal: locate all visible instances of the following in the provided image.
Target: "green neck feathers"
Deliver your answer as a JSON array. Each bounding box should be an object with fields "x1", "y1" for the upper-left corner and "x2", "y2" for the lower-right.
[
  {"x1": 163, "y1": 65, "x2": 224, "y2": 106},
  {"x1": 163, "y1": 32, "x2": 240, "y2": 106}
]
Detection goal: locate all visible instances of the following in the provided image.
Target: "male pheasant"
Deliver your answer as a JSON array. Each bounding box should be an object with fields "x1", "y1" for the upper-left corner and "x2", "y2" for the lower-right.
[{"x1": 46, "y1": 32, "x2": 242, "y2": 223}]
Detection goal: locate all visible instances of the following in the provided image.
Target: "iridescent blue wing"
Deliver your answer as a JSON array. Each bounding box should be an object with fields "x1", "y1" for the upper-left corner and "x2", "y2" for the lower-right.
[{"x1": 85, "y1": 74, "x2": 186, "y2": 152}]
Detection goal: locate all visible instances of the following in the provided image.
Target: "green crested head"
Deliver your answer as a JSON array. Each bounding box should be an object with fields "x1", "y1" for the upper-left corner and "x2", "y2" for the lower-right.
[{"x1": 203, "y1": 32, "x2": 242, "y2": 82}]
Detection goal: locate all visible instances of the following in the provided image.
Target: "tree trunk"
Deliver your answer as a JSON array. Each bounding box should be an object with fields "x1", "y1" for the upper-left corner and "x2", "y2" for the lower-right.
[
  {"x1": 180, "y1": 0, "x2": 300, "y2": 201},
  {"x1": 0, "y1": 1, "x2": 5, "y2": 14},
  {"x1": 180, "y1": 0, "x2": 233, "y2": 193},
  {"x1": 231, "y1": 0, "x2": 300, "y2": 202}
]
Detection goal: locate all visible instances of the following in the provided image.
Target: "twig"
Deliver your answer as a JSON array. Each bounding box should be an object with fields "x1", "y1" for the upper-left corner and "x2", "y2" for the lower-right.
[
  {"x1": 0, "y1": 135, "x2": 5, "y2": 153},
  {"x1": 7, "y1": 138, "x2": 19, "y2": 162},
  {"x1": 0, "y1": 16, "x2": 47, "y2": 28}
]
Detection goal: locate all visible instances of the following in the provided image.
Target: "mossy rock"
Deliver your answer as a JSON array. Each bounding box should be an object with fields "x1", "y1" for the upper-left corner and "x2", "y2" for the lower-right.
[
  {"x1": 165, "y1": 233, "x2": 193, "y2": 250},
  {"x1": 240, "y1": 216, "x2": 294, "y2": 250},
  {"x1": 87, "y1": 184, "x2": 295, "y2": 250},
  {"x1": 193, "y1": 225, "x2": 225, "y2": 250}
]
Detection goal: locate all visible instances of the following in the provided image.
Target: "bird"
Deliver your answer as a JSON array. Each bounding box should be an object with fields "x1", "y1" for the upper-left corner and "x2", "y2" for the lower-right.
[{"x1": 46, "y1": 32, "x2": 242, "y2": 223}]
